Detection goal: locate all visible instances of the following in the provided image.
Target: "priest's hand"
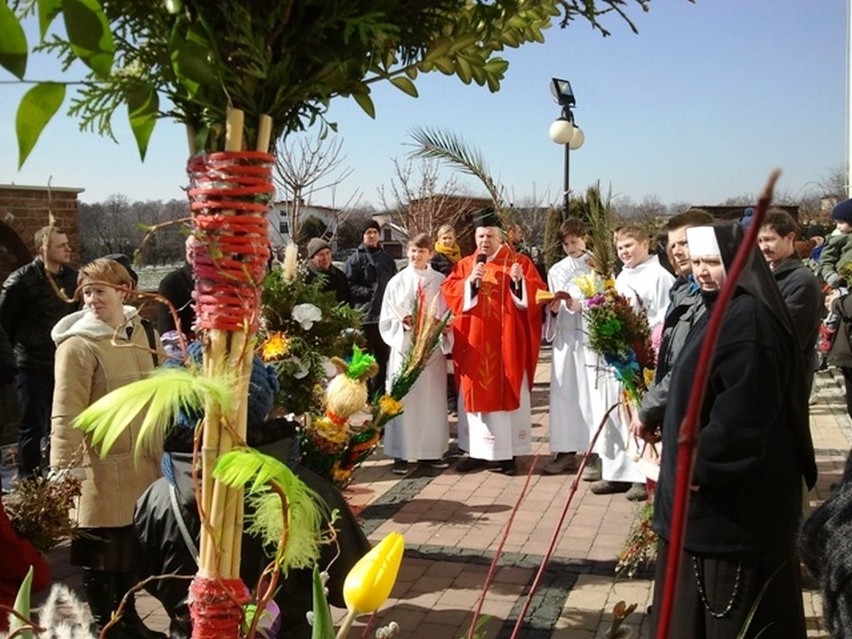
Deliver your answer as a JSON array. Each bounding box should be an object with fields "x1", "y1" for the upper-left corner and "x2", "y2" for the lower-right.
[
  {"x1": 471, "y1": 261, "x2": 486, "y2": 284},
  {"x1": 509, "y1": 262, "x2": 523, "y2": 283}
]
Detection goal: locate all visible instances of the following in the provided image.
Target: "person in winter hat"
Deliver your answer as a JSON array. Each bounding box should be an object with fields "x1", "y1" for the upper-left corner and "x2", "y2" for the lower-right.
[
  {"x1": 302, "y1": 237, "x2": 351, "y2": 304},
  {"x1": 343, "y1": 220, "x2": 397, "y2": 396},
  {"x1": 818, "y1": 199, "x2": 852, "y2": 289}
]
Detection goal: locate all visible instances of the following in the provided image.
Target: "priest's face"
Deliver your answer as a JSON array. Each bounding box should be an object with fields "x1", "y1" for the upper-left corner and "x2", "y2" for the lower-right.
[{"x1": 475, "y1": 226, "x2": 501, "y2": 257}]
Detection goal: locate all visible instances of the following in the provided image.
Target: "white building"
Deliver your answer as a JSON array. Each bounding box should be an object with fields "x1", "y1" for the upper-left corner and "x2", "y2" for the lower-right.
[{"x1": 268, "y1": 199, "x2": 340, "y2": 252}]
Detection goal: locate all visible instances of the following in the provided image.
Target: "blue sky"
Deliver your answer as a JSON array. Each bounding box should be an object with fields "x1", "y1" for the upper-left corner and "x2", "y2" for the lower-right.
[{"x1": 0, "y1": 1, "x2": 847, "y2": 208}]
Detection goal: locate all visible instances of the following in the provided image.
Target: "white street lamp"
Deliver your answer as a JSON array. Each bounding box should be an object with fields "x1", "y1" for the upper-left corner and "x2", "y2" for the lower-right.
[{"x1": 549, "y1": 77, "x2": 584, "y2": 216}]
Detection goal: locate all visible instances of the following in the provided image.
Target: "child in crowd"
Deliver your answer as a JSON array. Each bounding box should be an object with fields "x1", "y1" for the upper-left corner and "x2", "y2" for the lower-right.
[
  {"x1": 590, "y1": 225, "x2": 674, "y2": 501},
  {"x1": 379, "y1": 233, "x2": 452, "y2": 475},
  {"x1": 818, "y1": 200, "x2": 852, "y2": 358},
  {"x1": 819, "y1": 199, "x2": 852, "y2": 289},
  {"x1": 543, "y1": 219, "x2": 596, "y2": 475}
]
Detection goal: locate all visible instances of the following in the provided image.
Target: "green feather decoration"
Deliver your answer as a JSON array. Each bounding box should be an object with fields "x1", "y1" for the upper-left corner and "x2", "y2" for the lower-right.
[
  {"x1": 214, "y1": 448, "x2": 329, "y2": 573},
  {"x1": 346, "y1": 345, "x2": 376, "y2": 381},
  {"x1": 73, "y1": 367, "x2": 234, "y2": 458}
]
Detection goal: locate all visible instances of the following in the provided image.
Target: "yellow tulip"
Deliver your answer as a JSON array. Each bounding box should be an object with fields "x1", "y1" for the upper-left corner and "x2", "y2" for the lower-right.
[{"x1": 343, "y1": 531, "x2": 405, "y2": 614}]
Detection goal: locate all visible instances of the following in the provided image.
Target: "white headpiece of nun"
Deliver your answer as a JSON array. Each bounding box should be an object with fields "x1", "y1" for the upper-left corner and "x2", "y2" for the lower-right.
[{"x1": 685, "y1": 226, "x2": 722, "y2": 257}]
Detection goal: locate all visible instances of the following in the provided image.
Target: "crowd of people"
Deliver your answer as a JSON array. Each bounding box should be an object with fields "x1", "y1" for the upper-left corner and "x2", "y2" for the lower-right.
[{"x1": 2, "y1": 200, "x2": 852, "y2": 637}]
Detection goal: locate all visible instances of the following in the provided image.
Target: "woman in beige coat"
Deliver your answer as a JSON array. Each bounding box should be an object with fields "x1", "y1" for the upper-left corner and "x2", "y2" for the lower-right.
[{"x1": 50, "y1": 257, "x2": 164, "y2": 639}]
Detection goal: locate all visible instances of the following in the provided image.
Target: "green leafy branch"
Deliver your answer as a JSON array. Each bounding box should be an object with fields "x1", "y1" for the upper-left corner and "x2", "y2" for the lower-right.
[{"x1": 0, "y1": 0, "x2": 667, "y2": 167}]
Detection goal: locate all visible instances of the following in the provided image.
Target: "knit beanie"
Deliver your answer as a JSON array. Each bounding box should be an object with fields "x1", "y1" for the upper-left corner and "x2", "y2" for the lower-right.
[
  {"x1": 164, "y1": 341, "x2": 280, "y2": 445},
  {"x1": 361, "y1": 219, "x2": 380, "y2": 234},
  {"x1": 832, "y1": 199, "x2": 852, "y2": 224},
  {"x1": 307, "y1": 237, "x2": 330, "y2": 259},
  {"x1": 103, "y1": 253, "x2": 139, "y2": 285}
]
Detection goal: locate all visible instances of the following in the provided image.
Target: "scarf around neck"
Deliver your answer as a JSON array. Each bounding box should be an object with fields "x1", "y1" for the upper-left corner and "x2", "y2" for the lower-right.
[{"x1": 434, "y1": 241, "x2": 462, "y2": 264}]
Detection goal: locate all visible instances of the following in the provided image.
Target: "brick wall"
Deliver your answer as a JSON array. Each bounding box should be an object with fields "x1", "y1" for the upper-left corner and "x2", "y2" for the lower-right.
[{"x1": 0, "y1": 185, "x2": 82, "y2": 283}]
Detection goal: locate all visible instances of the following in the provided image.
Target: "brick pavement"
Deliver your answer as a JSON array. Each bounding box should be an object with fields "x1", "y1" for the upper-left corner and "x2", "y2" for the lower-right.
[{"x1": 41, "y1": 348, "x2": 848, "y2": 638}]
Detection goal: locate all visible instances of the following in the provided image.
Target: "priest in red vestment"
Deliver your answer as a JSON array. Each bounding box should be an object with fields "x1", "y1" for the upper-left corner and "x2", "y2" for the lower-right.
[{"x1": 442, "y1": 216, "x2": 546, "y2": 475}]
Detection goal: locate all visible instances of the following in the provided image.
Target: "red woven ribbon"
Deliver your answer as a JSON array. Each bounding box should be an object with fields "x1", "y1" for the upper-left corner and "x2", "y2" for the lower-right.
[
  {"x1": 187, "y1": 151, "x2": 274, "y2": 332},
  {"x1": 188, "y1": 576, "x2": 251, "y2": 639}
]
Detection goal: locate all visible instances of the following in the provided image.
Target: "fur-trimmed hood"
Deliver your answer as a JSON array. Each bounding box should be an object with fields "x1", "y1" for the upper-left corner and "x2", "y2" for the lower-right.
[{"x1": 52, "y1": 305, "x2": 140, "y2": 346}]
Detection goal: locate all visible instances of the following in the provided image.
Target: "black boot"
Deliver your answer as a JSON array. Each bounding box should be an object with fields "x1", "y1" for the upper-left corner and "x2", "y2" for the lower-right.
[
  {"x1": 82, "y1": 568, "x2": 118, "y2": 636},
  {"x1": 112, "y1": 572, "x2": 168, "y2": 639}
]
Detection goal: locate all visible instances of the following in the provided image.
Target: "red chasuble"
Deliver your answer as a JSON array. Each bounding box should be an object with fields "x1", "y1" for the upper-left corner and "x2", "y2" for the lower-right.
[{"x1": 441, "y1": 245, "x2": 546, "y2": 414}]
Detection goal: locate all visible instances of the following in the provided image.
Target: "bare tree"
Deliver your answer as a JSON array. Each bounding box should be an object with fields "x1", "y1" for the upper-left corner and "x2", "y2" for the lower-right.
[
  {"x1": 612, "y1": 194, "x2": 668, "y2": 223},
  {"x1": 509, "y1": 192, "x2": 553, "y2": 248},
  {"x1": 820, "y1": 164, "x2": 848, "y2": 199},
  {"x1": 79, "y1": 196, "x2": 190, "y2": 264},
  {"x1": 273, "y1": 131, "x2": 353, "y2": 244},
  {"x1": 378, "y1": 156, "x2": 471, "y2": 237}
]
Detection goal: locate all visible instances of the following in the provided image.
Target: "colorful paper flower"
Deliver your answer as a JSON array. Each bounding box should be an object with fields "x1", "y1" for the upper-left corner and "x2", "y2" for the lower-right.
[{"x1": 292, "y1": 303, "x2": 322, "y2": 330}]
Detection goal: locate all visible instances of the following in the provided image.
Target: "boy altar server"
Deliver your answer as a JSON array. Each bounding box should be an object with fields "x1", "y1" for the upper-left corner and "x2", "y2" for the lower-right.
[
  {"x1": 590, "y1": 224, "x2": 674, "y2": 501},
  {"x1": 543, "y1": 218, "x2": 596, "y2": 475},
  {"x1": 379, "y1": 233, "x2": 452, "y2": 475}
]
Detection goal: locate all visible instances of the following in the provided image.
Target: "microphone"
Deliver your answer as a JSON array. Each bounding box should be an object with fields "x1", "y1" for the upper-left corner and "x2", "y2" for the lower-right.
[{"x1": 474, "y1": 252, "x2": 487, "y2": 288}]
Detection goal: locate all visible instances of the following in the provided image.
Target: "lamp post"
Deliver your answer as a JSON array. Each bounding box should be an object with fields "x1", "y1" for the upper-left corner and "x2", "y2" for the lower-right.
[{"x1": 549, "y1": 77, "x2": 585, "y2": 219}]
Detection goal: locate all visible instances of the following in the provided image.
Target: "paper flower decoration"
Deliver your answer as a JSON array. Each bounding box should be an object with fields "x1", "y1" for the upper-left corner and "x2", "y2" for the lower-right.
[{"x1": 292, "y1": 303, "x2": 322, "y2": 330}]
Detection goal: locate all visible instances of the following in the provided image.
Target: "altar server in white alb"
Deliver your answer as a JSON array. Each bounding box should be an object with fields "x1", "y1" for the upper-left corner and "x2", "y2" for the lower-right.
[
  {"x1": 590, "y1": 224, "x2": 674, "y2": 501},
  {"x1": 542, "y1": 218, "x2": 596, "y2": 475},
  {"x1": 379, "y1": 233, "x2": 452, "y2": 475}
]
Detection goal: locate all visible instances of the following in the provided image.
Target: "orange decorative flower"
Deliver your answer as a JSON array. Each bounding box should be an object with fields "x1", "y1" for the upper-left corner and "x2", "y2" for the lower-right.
[{"x1": 259, "y1": 332, "x2": 290, "y2": 361}]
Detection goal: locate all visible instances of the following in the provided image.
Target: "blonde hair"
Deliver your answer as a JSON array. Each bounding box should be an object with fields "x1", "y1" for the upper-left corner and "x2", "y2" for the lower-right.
[
  {"x1": 78, "y1": 258, "x2": 134, "y2": 288},
  {"x1": 614, "y1": 225, "x2": 649, "y2": 244},
  {"x1": 436, "y1": 224, "x2": 456, "y2": 238}
]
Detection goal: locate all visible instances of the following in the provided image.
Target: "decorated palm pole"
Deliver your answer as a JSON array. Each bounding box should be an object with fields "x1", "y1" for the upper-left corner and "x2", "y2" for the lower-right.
[{"x1": 186, "y1": 109, "x2": 274, "y2": 636}]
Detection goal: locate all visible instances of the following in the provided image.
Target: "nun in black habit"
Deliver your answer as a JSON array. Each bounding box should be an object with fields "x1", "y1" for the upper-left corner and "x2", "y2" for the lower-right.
[{"x1": 650, "y1": 222, "x2": 817, "y2": 639}]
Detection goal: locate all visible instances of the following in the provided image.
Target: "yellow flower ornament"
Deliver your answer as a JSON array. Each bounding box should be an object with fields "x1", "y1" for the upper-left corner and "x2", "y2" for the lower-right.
[
  {"x1": 343, "y1": 531, "x2": 405, "y2": 613},
  {"x1": 335, "y1": 532, "x2": 405, "y2": 638}
]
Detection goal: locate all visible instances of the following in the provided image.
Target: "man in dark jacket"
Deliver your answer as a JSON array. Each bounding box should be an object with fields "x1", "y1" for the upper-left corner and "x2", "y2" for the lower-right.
[
  {"x1": 302, "y1": 237, "x2": 351, "y2": 305},
  {"x1": 0, "y1": 225, "x2": 76, "y2": 478},
  {"x1": 758, "y1": 210, "x2": 824, "y2": 387},
  {"x1": 156, "y1": 235, "x2": 196, "y2": 338},
  {"x1": 344, "y1": 220, "x2": 397, "y2": 396},
  {"x1": 631, "y1": 209, "x2": 713, "y2": 438}
]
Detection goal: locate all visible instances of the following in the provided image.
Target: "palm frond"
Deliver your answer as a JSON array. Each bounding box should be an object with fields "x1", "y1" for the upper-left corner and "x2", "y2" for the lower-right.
[
  {"x1": 409, "y1": 126, "x2": 506, "y2": 215},
  {"x1": 215, "y1": 448, "x2": 329, "y2": 572},
  {"x1": 74, "y1": 367, "x2": 235, "y2": 457},
  {"x1": 583, "y1": 182, "x2": 617, "y2": 278}
]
